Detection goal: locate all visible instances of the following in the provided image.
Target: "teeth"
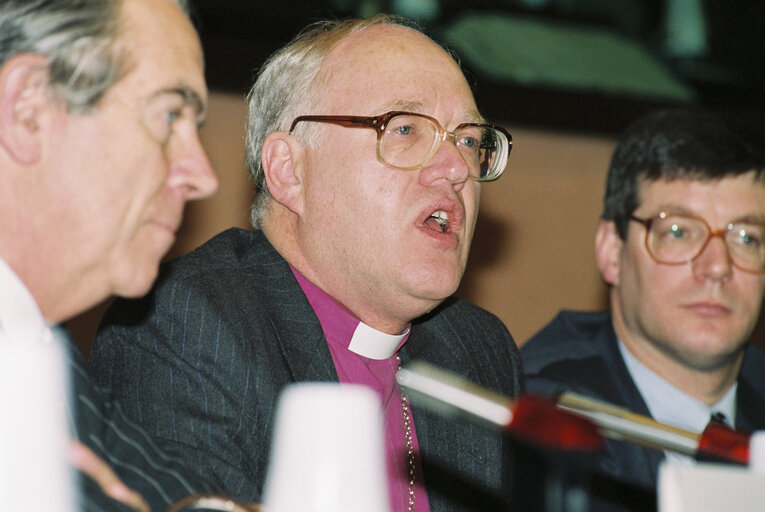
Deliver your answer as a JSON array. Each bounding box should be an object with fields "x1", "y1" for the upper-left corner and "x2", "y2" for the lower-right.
[{"x1": 430, "y1": 210, "x2": 449, "y2": 231}]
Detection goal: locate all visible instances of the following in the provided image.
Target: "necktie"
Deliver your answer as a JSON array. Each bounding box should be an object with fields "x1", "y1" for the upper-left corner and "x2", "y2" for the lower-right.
[
  {"x1": 709, "y1": 411, "x2": 729, "y2": 428},
  {"x1": 695, "y1": 411, "x2": 749, "y2": 465}
]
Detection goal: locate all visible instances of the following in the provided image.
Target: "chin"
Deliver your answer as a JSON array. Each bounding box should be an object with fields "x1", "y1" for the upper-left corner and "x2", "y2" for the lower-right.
[
  {"x1": 113, "y1": 262, "x2": 160, "y2": 299},
  {"x1": 410, "y1": 278, "x2": 460, "y2": 308}
]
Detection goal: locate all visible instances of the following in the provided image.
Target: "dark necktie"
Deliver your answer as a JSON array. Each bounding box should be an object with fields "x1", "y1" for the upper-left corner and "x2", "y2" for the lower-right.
[
  {"x1": 695, "y1": 411, "x2": 750, "y2": 465},
  {"x1": 709, "y1": 411, "x2": 729, "y2": 427}
]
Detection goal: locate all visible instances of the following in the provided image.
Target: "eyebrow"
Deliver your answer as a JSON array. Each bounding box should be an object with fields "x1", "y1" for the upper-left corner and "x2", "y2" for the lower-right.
[
  {"x1": 650, "y1": 206, "x2": 765, "y2": 224},
  {"x1": 157, "y1": 85, "x2": 207, "y2": 125},
  {"x1": 734, "y1": 214, "x2": 765, "y2": 224},
  {"x1": 461, "y1": 109, "x2": 485, "y2": 124},
  {"x1": 386, "y1": 100, "x2": 485, "y2": 124}
]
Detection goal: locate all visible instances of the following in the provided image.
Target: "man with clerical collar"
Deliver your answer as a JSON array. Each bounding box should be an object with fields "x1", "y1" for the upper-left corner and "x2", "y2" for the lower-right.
[
  {"x1": 522, "y1": 109, "x2": 765, "y2": 511},
  {"x1": 91, "y1": 13, "x2": 522, "y2": 512}
]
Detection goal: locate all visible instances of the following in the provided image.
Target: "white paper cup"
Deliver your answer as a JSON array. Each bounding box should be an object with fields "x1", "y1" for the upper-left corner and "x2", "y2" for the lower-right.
[
  {"x1": 748, "y1": 431, "x2": 765, "y2": 473},
  {"x1": 263, "y1": 383, "x2": 390, "y2": 512}
]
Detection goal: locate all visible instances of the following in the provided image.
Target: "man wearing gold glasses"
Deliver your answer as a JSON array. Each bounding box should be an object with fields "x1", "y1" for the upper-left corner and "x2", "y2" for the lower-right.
[
  {"x1": 91, "y1": 14, "x2": 521, "y2": 512},
  {"x1": 522, "y1": 109, "x2": 765, "y2": 511}
]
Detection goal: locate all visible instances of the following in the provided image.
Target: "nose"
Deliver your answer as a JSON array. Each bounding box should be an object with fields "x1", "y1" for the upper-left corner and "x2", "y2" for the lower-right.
[
  {"x1": 692, "y1": 233, "x2": 733, "y2": 281},
  {"x1": 418, "y1": 135, "x2": 471, "y2": 189},
  {"x1": 167, "y1": 131, "x2": 218, "y2": 200}
]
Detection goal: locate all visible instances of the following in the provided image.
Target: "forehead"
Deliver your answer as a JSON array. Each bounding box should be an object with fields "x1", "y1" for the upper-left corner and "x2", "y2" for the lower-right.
[
  {"x1": 313, "y1": 25, "x2": 478, "y2": 120},
  {"x1": 636, "y1": 173, "x2": 765, "y2": 217},
  {"x1": 111, "y1": 0, "x2": 205, "y2": 105}
]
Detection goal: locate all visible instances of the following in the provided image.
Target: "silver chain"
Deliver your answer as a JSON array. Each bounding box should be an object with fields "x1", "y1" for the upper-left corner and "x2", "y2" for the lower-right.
[{"x1": 396, "y1": 353, "x2": 415, "y2": 512}]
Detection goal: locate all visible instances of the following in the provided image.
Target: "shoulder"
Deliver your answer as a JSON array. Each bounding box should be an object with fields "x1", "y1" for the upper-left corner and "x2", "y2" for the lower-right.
[
  {"x1": 160, "y1": 228, "x2": 276, "y2": 281},
  {"x1": 114, "y1": 229, "x2": 286, "y2": 309},
  {"x1": 414, "y1": 297, "x2": 513, "y2": 345},
  {"x1": 407, "y1": 297, "x2": 521, "y2": 396},
  {"x1": 96, "y1": 228, "x2": 296, "y2": 345},
  {"x1": 520, "y1": 310, "x2": 628, "y2": 399},
  {"x1": 740, "y1": 344, "x2": 765, "y2": 395},
  {"x1": 521, "y1": 310, "x2": 614, "y2": 368}
]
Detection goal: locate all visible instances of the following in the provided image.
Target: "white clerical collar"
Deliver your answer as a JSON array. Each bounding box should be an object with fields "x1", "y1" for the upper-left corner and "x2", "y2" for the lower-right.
[
  {"x1": 348, "y1": 321, "x2": 410, "y2": 360},
  {"x1": 0, "y1": 256, "x2": 54, "y2": 345}
]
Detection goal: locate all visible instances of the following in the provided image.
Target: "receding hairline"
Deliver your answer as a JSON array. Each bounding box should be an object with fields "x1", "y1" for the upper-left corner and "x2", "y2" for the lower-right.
[
  {"x1": 322, "y1": 22, "x2": 460, "y2": 71},
  {"x1": 308, "y1": 23, "x2": 476, "y2": 117}
]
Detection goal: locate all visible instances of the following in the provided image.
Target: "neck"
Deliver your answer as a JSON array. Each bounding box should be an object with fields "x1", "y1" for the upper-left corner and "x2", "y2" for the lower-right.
[
  {"x1": 611, "y1": 299, "x2": 744, "y2": 406},
  {"x1": 1, "y1": 245, "x2": 106, "y2": 325},
  {"x1": 262, "y1": 216, "x2": 413, "y2": 335}
]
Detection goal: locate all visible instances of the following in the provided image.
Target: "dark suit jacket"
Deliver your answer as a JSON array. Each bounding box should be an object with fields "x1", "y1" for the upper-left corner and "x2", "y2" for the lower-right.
[
  {"x1": 60, "y1": 328, "x2": 210, "y2": 511},
  {"x1": 90, "y1": 228, "x2": 523, "y2": 511},
  {"x1": 521, "y1": 310, "x2": 765, "y2": 512}
]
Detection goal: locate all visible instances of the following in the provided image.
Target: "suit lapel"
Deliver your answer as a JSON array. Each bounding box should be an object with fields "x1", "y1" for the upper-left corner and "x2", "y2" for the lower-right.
[
  {"x1": 401, "y1": 307, "x2": 504, "y2": 507},
  {"x1": 247, "y1": 232, "x2": 338, "y2": 383},
  {"x1": 595, "y1": 317, "x2": 664, "y2": 484},
  {"x1": 735, "y1": 377, "x2": 765, "y2": 431}
]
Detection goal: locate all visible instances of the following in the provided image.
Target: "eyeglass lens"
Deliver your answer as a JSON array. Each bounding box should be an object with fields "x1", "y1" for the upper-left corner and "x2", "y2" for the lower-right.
[
  {"x1": 379, "y1": 114, "x2": 506, "y2": 180},
  {"x1": 646, "y1": 215, "x2": 765, "y2": 272}
]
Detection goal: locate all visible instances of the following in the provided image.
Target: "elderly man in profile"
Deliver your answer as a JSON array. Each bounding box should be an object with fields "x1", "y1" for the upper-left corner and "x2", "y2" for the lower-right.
[
  {"x1": 0, "y1": 0, "x2": 219, "y2": 509},
  {"x1": 522, "y1": 109, "x2": 765, "y2": 511},
  {"x1": 91, "y1": 14, "x2": 522, "y2": 512}
]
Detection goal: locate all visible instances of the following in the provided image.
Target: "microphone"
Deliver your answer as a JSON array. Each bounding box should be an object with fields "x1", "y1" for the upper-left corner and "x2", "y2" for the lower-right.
[
  {"x1": 396, "y1": 361, "x2": 750, "y2": 464},
  {"x1": 395, "y1": 361, "x2": 602, "y2": 453},
  {"x1": 555, "y1": 391, "x2": 750, "y2": 465}
]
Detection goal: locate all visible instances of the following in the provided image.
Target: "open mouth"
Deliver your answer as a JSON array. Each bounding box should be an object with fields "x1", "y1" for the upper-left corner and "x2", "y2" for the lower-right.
[{"x1": 426, "y1": 210, "x2": 450, "y2": 233}]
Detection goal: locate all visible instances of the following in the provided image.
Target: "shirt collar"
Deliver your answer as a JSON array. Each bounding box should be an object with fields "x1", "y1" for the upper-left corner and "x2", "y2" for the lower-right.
[
  {"x1": 0, "y1": 256, "x2": 54, "y2": 345},
  {"x1": 618, "y1": 339, "x2": 737, "y2": 432},
  {"x1": 349, "y1": 321, "x2": 409, "y2": 360},
  {"x1": 290, "y1": 265, "x2": 410, "y2": 360}
]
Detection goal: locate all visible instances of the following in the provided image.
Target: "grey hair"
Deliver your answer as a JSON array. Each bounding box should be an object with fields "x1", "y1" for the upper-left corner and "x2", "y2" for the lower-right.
[
  {"x1": 0, "y1": 0, "x2": 191, "y2": 113},
  {"x1": 245, "y1": 14, "x2": 423, "y2": 229}
]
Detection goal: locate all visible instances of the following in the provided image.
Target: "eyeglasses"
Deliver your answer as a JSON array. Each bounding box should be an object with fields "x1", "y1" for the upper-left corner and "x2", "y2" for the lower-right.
[
  {"x1": 288, "y1": 111, "x2": 512, "y2": 182},
  {"x1": 630, "y1": 212, "x2": 765, "y2": 274}
]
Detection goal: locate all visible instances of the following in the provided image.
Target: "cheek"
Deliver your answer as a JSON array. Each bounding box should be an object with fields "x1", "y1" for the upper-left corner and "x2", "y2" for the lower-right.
[
  {"x1": 637, "y1": 264, "x2": 682, "y2": 305},
  {"x1": 619, "y1": 252, "x2": 664, "y2": 311},
  {"x1": 304, "y1": 167, "x2": 352, "y2": 223},
  {"x1": 464, "y1": 184, "x2": 480, "y2": 227},
  {"x1": 738, "y1": 276, "x2": 765, "y2": 316}
]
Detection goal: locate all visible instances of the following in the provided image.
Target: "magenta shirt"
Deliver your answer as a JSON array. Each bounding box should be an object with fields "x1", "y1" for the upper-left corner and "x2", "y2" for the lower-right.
[{"x1": 291, "y1": 266, "x2": 430, "y2": 512}]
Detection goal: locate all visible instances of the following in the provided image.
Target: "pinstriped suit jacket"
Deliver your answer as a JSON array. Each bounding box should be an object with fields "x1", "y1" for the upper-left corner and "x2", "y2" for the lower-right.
[
  {"x1": 60, "y1": 328, "x2": 211, "y2": 511},
  {"x1": 90, "y1": 228, "x2": 523, "y2": 511}
]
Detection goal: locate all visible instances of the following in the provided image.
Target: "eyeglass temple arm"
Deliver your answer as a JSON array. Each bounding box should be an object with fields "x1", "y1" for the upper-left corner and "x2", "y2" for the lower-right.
[{"x1": 289, "y1": 115, "x2": 381, "y2": 133}]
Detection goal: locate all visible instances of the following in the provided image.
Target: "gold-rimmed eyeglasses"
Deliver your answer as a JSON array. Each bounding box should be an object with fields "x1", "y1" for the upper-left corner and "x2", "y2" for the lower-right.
[
  {"x1": 630, "y1": 211, "x2": 765, "y2": 274},
  {"x1": 289, "y1": 110, "x2": 512, "y2": 182}
]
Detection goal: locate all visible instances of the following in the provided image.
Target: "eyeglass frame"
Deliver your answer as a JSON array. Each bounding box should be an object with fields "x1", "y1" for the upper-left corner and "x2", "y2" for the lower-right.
[
  {"x1": 629, "y1": 211, "x2": 765, "y2": 275},
  {"x1": 288, "y1": 110, "x2": 512, "y2": 182}
]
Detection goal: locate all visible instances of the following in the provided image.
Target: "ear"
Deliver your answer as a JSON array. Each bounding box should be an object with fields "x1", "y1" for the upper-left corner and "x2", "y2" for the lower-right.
[
  {"x1": 261, "y1": 131, "x2": 306, "y2": 216},
  {"x1": 595, "y1": 220, "x2": 623, "y2": 286},
  {"x1": 0, "y1": 54, "x2": 52, "y2": 165}
]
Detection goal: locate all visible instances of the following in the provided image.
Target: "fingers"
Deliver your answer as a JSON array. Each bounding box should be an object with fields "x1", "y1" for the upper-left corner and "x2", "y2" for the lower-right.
[
  {"x1": 165, "y1": 493, "x2": 262, "y2": 512},
  {"x1": 69, "y1": 441, "x2": 150, "y2": 512}
]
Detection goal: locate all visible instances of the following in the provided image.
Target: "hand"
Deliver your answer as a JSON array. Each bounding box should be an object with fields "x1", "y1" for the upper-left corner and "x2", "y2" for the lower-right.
[
  {"x1": 165, "y1": 494, "x2": 262, "y2": 512},
  {"x1": 69, "y1": 441, "x2": 150, "y2": 512}
]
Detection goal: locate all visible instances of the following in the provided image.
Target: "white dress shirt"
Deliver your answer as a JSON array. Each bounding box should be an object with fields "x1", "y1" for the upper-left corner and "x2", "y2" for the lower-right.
[
  {"x1": 0, "y1": 256, "x2": 75, "y2": 510},
  {"x1": 618, "y1": 340, "x2": 736, "y2": 464},
  {"x1": 0, "y1": 256, "x2": 55, "y2": 345}
]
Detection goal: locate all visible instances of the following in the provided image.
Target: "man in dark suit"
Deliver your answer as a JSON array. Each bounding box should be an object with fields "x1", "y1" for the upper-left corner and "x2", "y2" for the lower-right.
[
  {"x1": 0, "y1": 0, "x2": 219, "y2": 509},
  {"x1": 522, "y1": 109, "x2": 765, "y2": 511},
  {"x1": 90, "y1": 14, "x2": 522, "y2": 512}
]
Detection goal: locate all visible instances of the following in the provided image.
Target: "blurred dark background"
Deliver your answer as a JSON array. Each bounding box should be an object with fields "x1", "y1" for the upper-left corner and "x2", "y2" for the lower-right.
[
  {"x1": 67, "y1": 0, "x2": 765, "y2": 354},
  {"x1": 189, "y1": 0, "x2": 764, "y2": 133}
]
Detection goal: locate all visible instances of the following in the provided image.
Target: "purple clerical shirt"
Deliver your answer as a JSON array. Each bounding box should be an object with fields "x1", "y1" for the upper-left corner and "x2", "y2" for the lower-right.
[{"x1": 291, "y1": 266, "x2": 430, "y2": 512}]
